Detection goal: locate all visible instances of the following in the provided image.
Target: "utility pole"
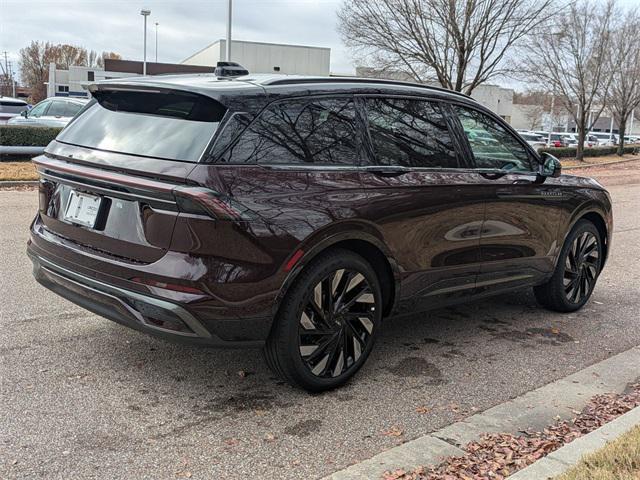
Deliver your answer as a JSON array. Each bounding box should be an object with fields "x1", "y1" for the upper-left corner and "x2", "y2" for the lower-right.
[
  {"x1": 8, "y1": 61, "x2": 15, "y2": 97},
  {"x1": 141, "y1": 9, "x2": 151, "y2": 75},
  {"x1": 609, "y1": 114, "x2": 614, "y2": 143},
  {"x1": 226, "y1": 0, "x2": 232, "y2": 61},
  {"x1": 548, "y1": 93, "x2": 555, "y2": 146},
  {"x1": 155, "y1": 22, "x2": 159, "y2": 63},
  {"x1": 630, "y1": 109, "x2": 635, "y2": 138}
]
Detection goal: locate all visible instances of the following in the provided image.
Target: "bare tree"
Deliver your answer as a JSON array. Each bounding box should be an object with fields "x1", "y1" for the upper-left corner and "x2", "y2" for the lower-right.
[
  {"x1": 20, "y1": 42, "x2": 122, "y2": 103},
  {"x1": 55, "y1": 44, "x2": 88, "y2": 69},
  {"x1": 18, "y1": 41, "x2": 59, "y2": 102},
  {"x1": 607, "y1": 8, "x2": 640, "y2": 155},
  {"x1": 88, "y1": 50, "x2": 122, "y2": 69},
  {"x1": 523, "y1": 0, "x2": 616, "y2": 160},
  {"x1": 337, "y1": 0, "x2": 553, "y2": 94}
]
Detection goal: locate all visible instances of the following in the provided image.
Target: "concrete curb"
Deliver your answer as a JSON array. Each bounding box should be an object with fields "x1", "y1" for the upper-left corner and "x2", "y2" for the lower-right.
[
  {"x1": 563, "y1": 157, "x2": 640, "y2": 170},
  {"x1": 508, "y1": 405, "x2": 640, "y2": 479},
  {"x1": 324, "y1": 346, "x2": 640, "y2": 479},
  {"x1": 0, "y1": 145, "x2": 45, "y2": 155},
  {"x1": 0, "y1": 180, "x2": 38, "y2": 188}
]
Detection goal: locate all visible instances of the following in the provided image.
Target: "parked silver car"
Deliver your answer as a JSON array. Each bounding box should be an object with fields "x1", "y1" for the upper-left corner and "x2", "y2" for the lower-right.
[
  {"x1": 8, "y1": 97, "x2": 88, "y2": 127},
  {"x1": 0, "y1": 96, "x2": 29, "y2": 124}
]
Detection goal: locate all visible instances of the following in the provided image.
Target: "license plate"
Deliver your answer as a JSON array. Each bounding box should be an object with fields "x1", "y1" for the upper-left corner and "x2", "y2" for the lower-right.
[{"x1": 63, "y1": 190, "x2": 102, "y2": 228}]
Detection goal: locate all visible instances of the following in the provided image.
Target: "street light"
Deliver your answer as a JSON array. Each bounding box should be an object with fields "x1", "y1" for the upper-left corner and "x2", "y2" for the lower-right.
[
  {"x1": 226, "y1": 0, "x2": 232, "y2": 61},
  {"x1": 155, "y1": 22, "x2": 159, "y2": 63},
  {"x1": 140, "y1": 9, "x2": 151, "y2": 75}
]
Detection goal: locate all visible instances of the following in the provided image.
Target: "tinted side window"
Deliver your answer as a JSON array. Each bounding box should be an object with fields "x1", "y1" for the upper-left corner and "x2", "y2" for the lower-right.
[
  {"x1": 454, "y1": 106, "x2": 532, "y2": 172},
  {"x1": 365, "y1": 98, "x2": 458, "y2": 168},
  {"x1": 64, "y1": 102, "x2": 83, "y2": 117},
  {"x1": 223, "y1": 97, "x2": 357, "y2": 165},
  {"x1": 29, "y1": 101, "x2": 50, "y2": 118},
  {"x1": 47, "y1": 101, "x2": 67, "y2": 117}
]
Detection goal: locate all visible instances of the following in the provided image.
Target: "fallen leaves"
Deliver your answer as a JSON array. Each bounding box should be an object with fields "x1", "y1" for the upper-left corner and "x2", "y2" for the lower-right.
[
  {"x1": 382, "y1": 426, "x2": 404, "y2": 437},
  {"x1": 416, "y1": 406, "x2": 431, "y2": 415},
  {"x1": 383, "y1": 383, "x2": 640, "y2": 480}
]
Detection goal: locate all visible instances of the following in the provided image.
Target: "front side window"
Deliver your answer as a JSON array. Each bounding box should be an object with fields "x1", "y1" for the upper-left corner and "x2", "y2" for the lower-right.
[
  {"x1": 455, "y1": 106, "x2": 533, "y2": 172},
  {"x1": 365, "y1": 98, "x2": 458, "y2": 168},
  {"x1": 29, "y1": 101, "x2": 50, "y2": 118},
  {"x1": 222, "y1": 97, "x2": 357, "y2": 165}
]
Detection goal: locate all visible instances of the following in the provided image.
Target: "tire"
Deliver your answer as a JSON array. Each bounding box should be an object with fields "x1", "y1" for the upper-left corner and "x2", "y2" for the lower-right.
[
  {"x1": 264, "y1": 248, "x2": 382, "y2": 392},
  {"x1": 534, "y1": 219, "x2": 603, "y2": 312}
]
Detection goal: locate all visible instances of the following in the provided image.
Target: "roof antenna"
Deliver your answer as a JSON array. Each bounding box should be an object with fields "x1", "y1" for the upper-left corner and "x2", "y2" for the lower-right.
[{"x1": 214, "y1": 62, "x2": 249, "y2": 78}]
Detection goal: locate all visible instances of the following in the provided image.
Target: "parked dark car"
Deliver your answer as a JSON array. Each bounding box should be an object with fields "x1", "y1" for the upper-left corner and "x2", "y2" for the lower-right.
[{"x1": 28, "y1": 74, "x2": 612, "y2": 391}]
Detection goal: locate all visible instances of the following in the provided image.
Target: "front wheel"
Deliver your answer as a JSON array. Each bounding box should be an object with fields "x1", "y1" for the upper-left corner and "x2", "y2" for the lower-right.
[
  {"x1": 264, "y1": 249, "x2": 382, "y2": 391},
  {"x1": 534, "y1": 219, "x2": 603, "y2": 312}
]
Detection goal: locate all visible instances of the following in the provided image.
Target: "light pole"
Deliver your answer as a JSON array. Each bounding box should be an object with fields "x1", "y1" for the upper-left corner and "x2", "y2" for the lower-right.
[
  {"x1": 155, "y1": 22, "x2": 159, "y2": 63},
  {"x1": 140, "y1": 9, "x2": 151, "y2": 75},
  {"x1": 226, "y1": 0, "x2": 232, "y2": 61}
]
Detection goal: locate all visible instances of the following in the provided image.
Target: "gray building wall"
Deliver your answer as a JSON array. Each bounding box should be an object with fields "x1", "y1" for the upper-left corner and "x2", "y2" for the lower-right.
[{"x1": 182, "y1": 40, "x2": 331, "y2": 76}]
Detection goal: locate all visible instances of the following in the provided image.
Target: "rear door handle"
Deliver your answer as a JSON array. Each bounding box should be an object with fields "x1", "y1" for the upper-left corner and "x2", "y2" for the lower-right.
[{"x1": 364, "y1": 166, "x2": 410, "y2": 177}]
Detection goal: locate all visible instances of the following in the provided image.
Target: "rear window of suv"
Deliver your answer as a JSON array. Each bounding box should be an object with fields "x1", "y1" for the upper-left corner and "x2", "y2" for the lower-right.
[{"x1": 56, "y1": 90, "x2": 226, "y2": 162}]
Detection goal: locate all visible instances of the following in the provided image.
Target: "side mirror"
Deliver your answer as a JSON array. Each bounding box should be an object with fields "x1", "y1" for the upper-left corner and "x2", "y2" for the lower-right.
[
  {"x1": 539, "y1": 152, "x2": 562, "y2": 178},
  {"x1": 20, "y1": 109, "x2": 28, "y2": 118}
]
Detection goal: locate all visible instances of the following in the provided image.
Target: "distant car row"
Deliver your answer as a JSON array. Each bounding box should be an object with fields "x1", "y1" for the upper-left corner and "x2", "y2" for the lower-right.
[
  {"x1": 517, "y1": 129, "x2": 640, "y2": 148},
  {"x1": 0, "y1": 96, "x2": 88, "y2": 127}
]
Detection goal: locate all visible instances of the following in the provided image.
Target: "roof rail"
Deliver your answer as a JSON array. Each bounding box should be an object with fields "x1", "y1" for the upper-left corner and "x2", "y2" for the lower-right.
[{"x1": 264, "y1": 76, "x2": 470, "y2": 98}]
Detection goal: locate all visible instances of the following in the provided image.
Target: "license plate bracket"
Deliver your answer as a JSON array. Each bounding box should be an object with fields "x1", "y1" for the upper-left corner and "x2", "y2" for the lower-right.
[{"x1": 63, "y1": 190, "x2": 102, "y2": 228}]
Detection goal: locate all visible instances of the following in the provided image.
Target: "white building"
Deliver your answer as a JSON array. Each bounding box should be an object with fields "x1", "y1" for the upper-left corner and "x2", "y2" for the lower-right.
[
  {"x1": 182, "y1": 40, "x2": 331, "y2": 76},
  {"x1": 46, "y1": 64, "x2": 132, "y2": 98},
  {"x1": 470, "y1": 84, "x2": 514, "y2": 124}
]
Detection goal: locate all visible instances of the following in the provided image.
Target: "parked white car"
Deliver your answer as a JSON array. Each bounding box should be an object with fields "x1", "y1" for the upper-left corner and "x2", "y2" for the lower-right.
[
  {"x1": 588, "y1": 132, "x2": 617, "y2": 146},
  {"x1": 8, "y1": 97, "x2": 88, "y2": 128},
  {"x1": 518, "y1": 132, "x2": 547, "y2": 150},
  {"x1": 561, "y1": 133, "x2": 599, "y2": 148},
  {"x1": 0, "y1": 96, "x2": 29, "y2": 124}
]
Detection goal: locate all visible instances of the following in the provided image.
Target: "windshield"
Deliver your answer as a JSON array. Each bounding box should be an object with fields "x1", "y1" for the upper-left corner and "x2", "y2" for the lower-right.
[{"x1": 56, "y1": 90, "x2": 226, "y2": 162}]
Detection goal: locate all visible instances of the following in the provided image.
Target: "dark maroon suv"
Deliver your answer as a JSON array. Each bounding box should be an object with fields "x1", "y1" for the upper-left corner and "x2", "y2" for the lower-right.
[{"x1": 28, "y1": 74, "x2": 612, "y2": 391}]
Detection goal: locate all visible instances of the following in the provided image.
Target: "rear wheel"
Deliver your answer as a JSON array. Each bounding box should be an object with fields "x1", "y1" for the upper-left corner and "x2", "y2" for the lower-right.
[
  {"x1": 264, "y1": 249, "x2": 382, "y2": 391},
  {"x1": 534, "y1": 219, "x2": 602, "y2": 312}
]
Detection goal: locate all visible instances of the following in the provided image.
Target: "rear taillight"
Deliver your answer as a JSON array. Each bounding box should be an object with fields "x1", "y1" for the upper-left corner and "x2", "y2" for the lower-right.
[{"x1": 173, "y1": 186, "x2": 253, "y2": 221}]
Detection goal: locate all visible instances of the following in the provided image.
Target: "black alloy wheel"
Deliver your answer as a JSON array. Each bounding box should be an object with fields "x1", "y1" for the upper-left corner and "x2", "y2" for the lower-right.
[
  {"x1": 534, "y1": 219, "x2": 603, "y2": 312},
  {"x1": 264, "y1": 249, "x2": 382, "y2": 391},
  {"x1": 298, "y1": 268, "x2": 376, "y2": 378},
  {"x1": 563, "y1": 231, "x2": 600, "y2": 304}
]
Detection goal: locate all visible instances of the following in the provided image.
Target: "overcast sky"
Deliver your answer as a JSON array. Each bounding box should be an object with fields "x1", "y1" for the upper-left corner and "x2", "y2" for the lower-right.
[
  {"x1": 2, "y1": 0, "x2": 639, "y2": 85},
  {"x1": 0, "y1": 0, "x2": 354, "y2": 77}
]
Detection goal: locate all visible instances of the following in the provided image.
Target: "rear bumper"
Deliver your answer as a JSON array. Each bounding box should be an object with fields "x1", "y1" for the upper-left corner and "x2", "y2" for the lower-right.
[{"x1": 28, "y1": 249, "x2": 267, "y2": 348}]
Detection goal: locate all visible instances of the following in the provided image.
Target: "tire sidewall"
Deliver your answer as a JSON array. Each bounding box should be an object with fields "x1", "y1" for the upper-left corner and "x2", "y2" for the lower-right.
[
  {"x1": 281, "y1": 251, "x2": 382, "y2": 391},
  {"x1": 556, "y1": 220, "x2": 603, "y2": 310}
]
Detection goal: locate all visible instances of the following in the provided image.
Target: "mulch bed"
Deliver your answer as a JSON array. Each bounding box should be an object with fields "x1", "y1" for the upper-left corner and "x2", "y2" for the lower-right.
[{"x1": 384, "y1": 383, "x2": 640, "y2": 480}]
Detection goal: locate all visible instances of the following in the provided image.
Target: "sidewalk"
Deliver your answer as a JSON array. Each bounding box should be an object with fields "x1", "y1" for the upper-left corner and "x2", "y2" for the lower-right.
[{"x1": 325, "y1": 345, "x2": 640, "y2": 479}]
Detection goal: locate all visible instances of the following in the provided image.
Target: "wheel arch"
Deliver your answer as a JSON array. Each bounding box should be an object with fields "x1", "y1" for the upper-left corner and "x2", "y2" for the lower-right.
[
  {"x1": 561, "y1": 205, "x2": 610, "y2": 269},
  {"x1": 579, "y1": 211, "x2": 609, "y2": 268},
  {"x1": 273, "y1": 230, "x2": 400, "y2": 320}
]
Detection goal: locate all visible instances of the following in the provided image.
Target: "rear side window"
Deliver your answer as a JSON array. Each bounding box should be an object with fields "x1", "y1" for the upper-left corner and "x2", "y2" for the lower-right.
[
  {"x1": 364, "y1": 98, "x2": 458, "y2": 168},
  {"x1": 222, "y1": 97, "x2": 357, "y2": 165},
  {"x1": 0, "y1": 100, "x2": 27, "y2": 114},
  {"x1": 47, "y1": 101, "x2": 67, "y2": 117},
  {"x1": 56, "y1": 90, "x2": 226, "y2": 162},
  {"x1": 65, "y1": 102, "x2": 84, "y2": 117}
]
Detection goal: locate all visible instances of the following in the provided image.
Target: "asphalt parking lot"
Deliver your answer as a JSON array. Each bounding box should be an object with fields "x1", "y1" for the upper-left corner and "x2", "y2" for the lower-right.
[{"x1": 1, "y1": 162, "x2": 640, "y2": 480}]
